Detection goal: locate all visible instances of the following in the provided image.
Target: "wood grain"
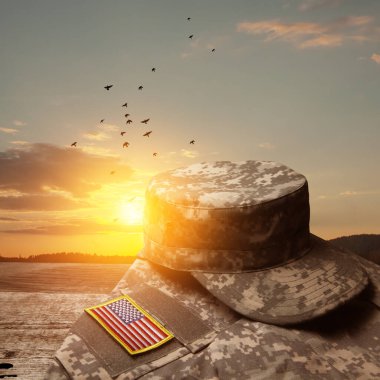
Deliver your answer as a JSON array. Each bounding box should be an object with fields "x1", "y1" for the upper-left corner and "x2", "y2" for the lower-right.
[
  {"x1": 0, "y1": 263, "x2": 130, "y2": 379},
  {"x1": 0, "y1": 262, "x2": 130, "y2": 293}
]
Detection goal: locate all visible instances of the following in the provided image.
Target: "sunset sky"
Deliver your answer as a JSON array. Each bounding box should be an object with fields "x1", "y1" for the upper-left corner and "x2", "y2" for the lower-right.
[{"x1": 1, "y1": 0, "x2": 379, "y2": 257}]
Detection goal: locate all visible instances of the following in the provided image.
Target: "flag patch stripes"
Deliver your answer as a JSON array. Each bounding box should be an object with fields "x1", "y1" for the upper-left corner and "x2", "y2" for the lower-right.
[{"x1": 85, "y1": 295, "x2": 173, "y2": 355}]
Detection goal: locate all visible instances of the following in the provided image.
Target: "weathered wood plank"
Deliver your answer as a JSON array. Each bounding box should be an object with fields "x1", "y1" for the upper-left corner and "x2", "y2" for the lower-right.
[
  {"x1": 0, "y1": 292, "x2": 110, "y2": 379},
  {"x1": 0, "y1": 262, "x2": 130, "y2": 293},
  {"x1": 0, "y1": 263, "x2": 130, "y2": 379}
]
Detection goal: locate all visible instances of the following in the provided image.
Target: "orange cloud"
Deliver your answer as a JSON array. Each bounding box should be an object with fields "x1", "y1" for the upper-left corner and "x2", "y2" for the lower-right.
[
  {"x1": 12, "y1": 120, "x2": 27, "y2": 127},
  {"x1": 10, "y1": 140, "x2": 29, "y2": 145},
  {"x1": 237, "y1": 20, "x2": 326, "y2": 42},
  {"x1": 0, "y1": 127, "x2": 18, "y2": 134},
  {"x1": 299, "y1": 34, "x2": 343, "y2": 48},
  {"x1": 371, "y1": 53, "x2": 380, "y2": 64},
  {"x1": 237, "y1": 15, "x2": 375, "y2": 49}
]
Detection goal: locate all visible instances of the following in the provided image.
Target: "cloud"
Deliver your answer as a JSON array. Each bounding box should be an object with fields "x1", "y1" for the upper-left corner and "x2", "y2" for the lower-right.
[
  {"x1": 335, "y1": 16, "x2": 373, "y2": 28},
  {"x1": 82, "y1": 131, "x2": 111, "y2": 141},
  {"x1": 180, "y1": 149, "x2": 199, "y2": 158},
  {"x1": 338, "y1": 190, "x2": 380, "y2": 197},
  {"x1": 371, "y1": 53, "x2": 380, "y2": 64},
  {"x1": 0, "y1": 127, "x2": 18, "y2": 134},
  {"x1": 0, "y1": 194, "x2": 91, "y2": 211},
  {"x1": 10, "y1": 140, "x2": 30, "y2": 146},
  {"x1": 237, "y1": 15, "x2": 376, "y2": 49},
  {"x1": 81, "y1": 145, "x2": 118, "y2": 157},
  {"x1": 349, "y1": 35, "x2": 371, "y2": 42},
  {"x1": 339, "y1": 190, "x2": 358, "y2": 196},
  {"x1": 258, "y1": 142, "x2": 276, "y2": 150},
  {"x1": 315, "y1": 190, "x2": 380, "y2": 200},
  {"x1": 0, "y1": 143, "x2": 133, "y2": 212},
  {"x1": 1, "y1": 219, "x2": 143, "y2": 235},
  {"x1": 237, "y1": 20, "x2": 326, "y2": 42},
  {"x1": 181, "y1": 52, "x2": 191, "y2": 59},
  {"x1": 12, "y1": 120, "x2": 27, "y2": 127},
  {"x1": 298, "y1": 0, "x2": 343, "y2": 12},
  {"x1": 299, "y1": 34, "x2": 342, "y2": 48},
  {"x1": 0, "y1": 217, "x2": 19, "y2": 221},
  {"x1": 339, "y1": 190, "x2": 380, "y2": 197},
  {"x1": 99, "y1": 123, "x2": 119, "y2": 132}
]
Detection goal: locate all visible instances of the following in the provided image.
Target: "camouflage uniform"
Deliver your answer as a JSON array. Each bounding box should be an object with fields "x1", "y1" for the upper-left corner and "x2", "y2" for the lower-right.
[{"x1": 47, "y1": 161, "x2": 380, "y2": 379}]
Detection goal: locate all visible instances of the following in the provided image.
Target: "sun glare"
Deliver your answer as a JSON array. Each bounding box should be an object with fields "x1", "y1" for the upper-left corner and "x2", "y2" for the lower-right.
[{"x1": 119, "y1": 200, "x2": 144, "y2": 225}]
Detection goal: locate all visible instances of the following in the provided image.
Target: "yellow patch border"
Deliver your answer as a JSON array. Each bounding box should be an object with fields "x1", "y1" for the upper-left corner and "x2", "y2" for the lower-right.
[{"x1": 85, "y1": 294, "x2": 174, "y2": 355}]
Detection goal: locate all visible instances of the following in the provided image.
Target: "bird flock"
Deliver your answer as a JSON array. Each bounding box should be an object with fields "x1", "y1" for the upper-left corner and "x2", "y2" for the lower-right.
[{"x1": 71, "y1": 16, "x2": 216, "y2": 164}]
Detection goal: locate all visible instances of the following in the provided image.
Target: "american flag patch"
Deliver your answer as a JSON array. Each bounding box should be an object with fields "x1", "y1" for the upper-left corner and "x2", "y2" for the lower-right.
[{"x1": 85, "y1": 295, "x2": 173, "y2": 355}]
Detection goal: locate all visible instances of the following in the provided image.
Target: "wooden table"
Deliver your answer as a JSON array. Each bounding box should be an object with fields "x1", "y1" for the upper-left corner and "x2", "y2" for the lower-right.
[{"x1": 0, "y1": 262, "x2": 130, "y2": 379}]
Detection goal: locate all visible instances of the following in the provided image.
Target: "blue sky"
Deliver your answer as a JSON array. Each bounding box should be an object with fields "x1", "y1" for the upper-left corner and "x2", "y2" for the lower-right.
[{"x1": 0, "y1": 0, "x2": 379, "y2": 256}]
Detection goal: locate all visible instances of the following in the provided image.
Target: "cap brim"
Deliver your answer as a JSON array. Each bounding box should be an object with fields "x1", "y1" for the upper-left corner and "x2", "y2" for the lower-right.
[{"x1": 191, "y1": 235, "x2": 368, "y2": 325}]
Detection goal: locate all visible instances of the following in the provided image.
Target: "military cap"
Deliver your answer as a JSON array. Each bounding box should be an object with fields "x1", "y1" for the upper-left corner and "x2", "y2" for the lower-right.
[{"x1": 139, "y1": 160, "x2": 368, "y2": 325}]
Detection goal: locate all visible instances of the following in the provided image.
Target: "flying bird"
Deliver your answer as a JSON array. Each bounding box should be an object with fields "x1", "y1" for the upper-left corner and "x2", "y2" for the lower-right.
[
  {"x1": 143, "y1": 131, "x2": 152, "y2": 137},
  {"x1": 71, "y1": 142, "x2": 77, "y2": 147},
  {"x1": 124, "y1": 113, "x2": 130, "y2": 118},
  {"x1": 123, "y1": 142, "x2": 130, "y2": 148},
  {"x1": 187, "y1": 17, "x2": 191, "y2": 21},
  {"x1": 153, "y1": 152, "x2": 158, "y2": 156},
  {"x1": 138, "y1": 85, "x2": 143, "y2": 90},
  {"x1": 141, "y1": 118, "x2": 150, "y2": 124},
  {"x1": 126, "y1": 119, "x2": 132, "y2": 124},
  {"x1": 189, "y1": 34, "x2": 194, "y2": 39},
  {"x1": 121, "y1": 131, "x2": 126, "y2": 136},
  {"x1": 152, "y1": 67, "x2": 156, "y2": 72},
  {"x1": 104, "y1": 84, "x2": 113, "y2": 91},
  {"x1": 122, "y1": 102, "x2": 128, "y2": 107},
  {"x1": 211, "y1": 48, "x2": 215, "y2": 52},
  {"x1": 100, "y1": 119, "x2": 105, "y2": 123},
  {"x1": 190, "y1": 140, "x2": 195, "y2": 144}
]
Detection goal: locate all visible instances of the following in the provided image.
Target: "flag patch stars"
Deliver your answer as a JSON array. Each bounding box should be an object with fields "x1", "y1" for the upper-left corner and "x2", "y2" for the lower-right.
[{"x1": 85, "y1": 295, "x2": 173, "y2": 355}]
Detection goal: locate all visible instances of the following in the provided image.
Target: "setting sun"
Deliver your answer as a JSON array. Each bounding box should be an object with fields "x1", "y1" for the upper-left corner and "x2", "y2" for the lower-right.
[{"x1": 119, "y1": 199, "x2": 144, "y2": 225}]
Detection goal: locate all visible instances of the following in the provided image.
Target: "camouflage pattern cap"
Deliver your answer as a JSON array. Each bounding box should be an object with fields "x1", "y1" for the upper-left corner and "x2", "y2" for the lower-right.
[{"x1": 139, "y1": 160, "x2": 368, "y2": 324}]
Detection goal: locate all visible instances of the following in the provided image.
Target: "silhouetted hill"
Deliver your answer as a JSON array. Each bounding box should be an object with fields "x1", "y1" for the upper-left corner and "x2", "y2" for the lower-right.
[
  {"x1": 329, "y1": 234, "x2": 380, "y2": 265},
  {"x1": 0, "y1": 252, "x2": 135, "y2": 264}
]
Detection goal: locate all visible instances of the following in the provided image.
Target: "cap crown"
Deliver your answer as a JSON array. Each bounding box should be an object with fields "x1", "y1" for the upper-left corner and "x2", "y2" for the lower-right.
[{"x1": 141, "y1": 160, "x2": 310, "y2": 272}]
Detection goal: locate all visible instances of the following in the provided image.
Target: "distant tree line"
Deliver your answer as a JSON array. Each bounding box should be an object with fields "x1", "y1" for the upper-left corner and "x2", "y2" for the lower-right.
[
  {"x1": 0, "y1": 234, "x2": 379, "y2": 265},
  {"x1": 0, "y1": 252, "x2": 136, "y2": 264},
  {"x1": 329, "y1": 234, "x2": 380, "y2": 265}
]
